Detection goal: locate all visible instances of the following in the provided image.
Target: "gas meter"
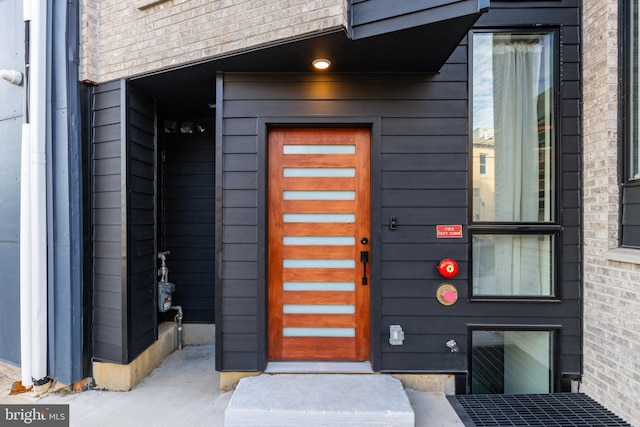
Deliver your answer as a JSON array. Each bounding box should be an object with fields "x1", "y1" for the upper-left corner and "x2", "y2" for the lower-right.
[{"x1": 157, "y1": 251, "x2": 175, "y2": 313}]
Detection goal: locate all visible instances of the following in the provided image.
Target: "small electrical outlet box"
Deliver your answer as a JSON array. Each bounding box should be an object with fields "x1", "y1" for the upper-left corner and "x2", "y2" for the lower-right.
[{"x1": 389, "y1": 325, "x2": 405, "y2": 345}]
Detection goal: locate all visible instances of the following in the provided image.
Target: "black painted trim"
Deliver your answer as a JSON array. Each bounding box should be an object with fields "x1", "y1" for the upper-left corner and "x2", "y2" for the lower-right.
[
  {"x1": 455, "y1": 374, "x2": 468, "y2": 395},
  {"x1": 81, "y1": 83, "x2": 94, "y2": 376},
  {"x1": 120, "y1": 78, "x2": 129, "y2": 363}
]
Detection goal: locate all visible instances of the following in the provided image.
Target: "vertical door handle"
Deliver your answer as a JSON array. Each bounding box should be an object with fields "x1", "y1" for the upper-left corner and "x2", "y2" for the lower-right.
[{"x1": 360, "y1": 251, "x2": 369, "y2": 285}]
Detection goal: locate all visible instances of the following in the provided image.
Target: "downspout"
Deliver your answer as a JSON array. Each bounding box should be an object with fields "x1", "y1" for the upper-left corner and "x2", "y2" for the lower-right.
[
  {"x1": 29, "y1": 0, "x2": 48, "y2": 386},
  {"x1": 20, "y1": 0, "x2": 49, "y2": 388},
  {"x1": 19, "y1": 121, "x2": 32, "y2": 387}
]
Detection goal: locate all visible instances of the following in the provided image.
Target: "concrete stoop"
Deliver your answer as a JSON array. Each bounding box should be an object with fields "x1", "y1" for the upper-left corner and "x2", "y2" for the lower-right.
[{"x1": 224, "y1": 374, "x2": 415, "y2": 427}]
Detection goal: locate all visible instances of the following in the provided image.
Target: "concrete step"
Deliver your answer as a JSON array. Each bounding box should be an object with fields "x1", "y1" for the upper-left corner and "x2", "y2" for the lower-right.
[{"x1": 224, "y1": 374, "x2": 415, "y2": 427}]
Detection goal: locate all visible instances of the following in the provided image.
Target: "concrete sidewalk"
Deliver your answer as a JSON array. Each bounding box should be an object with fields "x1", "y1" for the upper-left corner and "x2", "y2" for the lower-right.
[{"x1": 1, "y1": 345, "x2": 464, "y2": 426}]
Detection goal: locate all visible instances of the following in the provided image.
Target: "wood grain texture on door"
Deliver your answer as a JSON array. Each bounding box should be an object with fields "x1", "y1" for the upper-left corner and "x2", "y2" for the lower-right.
[{"x1": 268, "y1": 128, "x2": 370, "y2": 361}]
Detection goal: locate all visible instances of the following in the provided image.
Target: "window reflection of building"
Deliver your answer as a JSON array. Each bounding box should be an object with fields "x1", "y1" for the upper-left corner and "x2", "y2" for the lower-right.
[
  {"x1": 472, "y1": 128, "x2": 495, "y2": 222},
  {"x1": 472, "y1": 33, "x2": 554, "y2": 224},
  {"x1": 471, "y1": 31, "x2": 556, "y2": 298}
]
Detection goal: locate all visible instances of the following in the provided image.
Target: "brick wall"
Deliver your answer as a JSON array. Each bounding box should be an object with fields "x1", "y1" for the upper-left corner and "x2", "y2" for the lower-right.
[
  {"x1": 582, "y1": 0, "x2": 640, "y2": 424},
  {"x1": 81, "y1": 0, "x2": 98, "y2": 82},
  {"x1": 80, "y1": 0, "x2": 347, "y2": 83}
]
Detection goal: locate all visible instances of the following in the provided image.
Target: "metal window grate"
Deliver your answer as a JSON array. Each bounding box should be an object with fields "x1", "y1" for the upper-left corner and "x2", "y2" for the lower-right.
[{"x1": 450, "y1": 393, "x2": 631, "y2": 426}]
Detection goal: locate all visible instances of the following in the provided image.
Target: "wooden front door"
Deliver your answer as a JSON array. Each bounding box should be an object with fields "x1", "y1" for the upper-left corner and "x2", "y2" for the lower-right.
[{"x1": 268, "y1": 128, "x2": 371, "y2": 361}]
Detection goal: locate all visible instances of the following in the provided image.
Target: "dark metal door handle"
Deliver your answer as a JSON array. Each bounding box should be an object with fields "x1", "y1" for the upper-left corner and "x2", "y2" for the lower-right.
[{"x1": 360, "y1": 251, "x2": 369, "y2": 285}]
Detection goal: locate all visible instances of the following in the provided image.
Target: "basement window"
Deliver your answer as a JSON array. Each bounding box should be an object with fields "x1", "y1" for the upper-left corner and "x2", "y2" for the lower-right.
[{"x1": 471, "y1": 329, "x2": 554, "y2": 394}]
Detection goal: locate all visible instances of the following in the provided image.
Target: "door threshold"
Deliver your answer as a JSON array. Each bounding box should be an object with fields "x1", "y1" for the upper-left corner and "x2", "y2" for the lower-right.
[{"x1": 265, "y1": 361, "x2": 374, "y2": 374}]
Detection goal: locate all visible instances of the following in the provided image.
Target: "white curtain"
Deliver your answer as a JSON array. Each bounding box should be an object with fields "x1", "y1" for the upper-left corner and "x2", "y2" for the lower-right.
[{"x1": 492, "y1": 37, "x2": 550, "y2": 295}]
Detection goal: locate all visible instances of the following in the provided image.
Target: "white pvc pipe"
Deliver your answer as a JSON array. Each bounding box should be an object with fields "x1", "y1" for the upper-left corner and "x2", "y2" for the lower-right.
[
  {"x1": 19, "y1": 0, "x2": 48, "y2": 386},
  {"x1": 29, "y1": 0, "x2": 48, "y2": 384},
  {"x1": 0, "y1": 69, "x2": 23, "y2": 85},
  {"x1": 23, "y1": 0, "x2": 31, "y2": 21},
  {"x1": 19, "y1": 124, "x2": 33, "y2": 388}
]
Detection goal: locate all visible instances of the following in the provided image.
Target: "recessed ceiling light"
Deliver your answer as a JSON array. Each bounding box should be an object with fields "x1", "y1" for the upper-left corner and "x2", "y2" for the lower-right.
[{"x1": 312, "y1": 58, "x2": 331, "y2": 70}]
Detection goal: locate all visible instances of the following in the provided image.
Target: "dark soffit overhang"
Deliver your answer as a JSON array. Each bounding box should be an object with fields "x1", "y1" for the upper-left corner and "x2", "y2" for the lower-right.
[
  {"x1": 221, "y1": 13, "x2": 484, "y2": 73},
  {"x1": 131, "y1": 2, "x2": 488, "y2": 116}
]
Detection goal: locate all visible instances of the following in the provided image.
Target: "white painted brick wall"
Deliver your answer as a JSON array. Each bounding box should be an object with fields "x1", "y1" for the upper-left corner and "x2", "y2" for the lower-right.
[
  {"x1": 80, "y1": 0, "x2": 347, "y2": 83},
  {"x1": 582, "y1": 1, "x2": 640, "y2": 425}
]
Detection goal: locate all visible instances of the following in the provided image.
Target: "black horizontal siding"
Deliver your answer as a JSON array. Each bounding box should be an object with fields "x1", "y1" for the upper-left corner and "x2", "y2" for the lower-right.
[
  {"x1": 92, "y1": 80, "x2": 159, "y2": 364},
  {"x1": 159, "y1": 130, "x2": 216, "y2": 322},
  {"x1": 556, "y1": 4, "x2": 581, "y2": 376},
  {"x1": 622, "y1": 185, "x2": 640, "y2": 247},
  {"x1": 92, "y1": 80, "x2": 126, "y2": 363},
  {"x1": 126, "y1": 85, "x2": 156, "y2": 360},
  {"x1": 217, "y1": 0, "x2": 581, "y2": 379}
]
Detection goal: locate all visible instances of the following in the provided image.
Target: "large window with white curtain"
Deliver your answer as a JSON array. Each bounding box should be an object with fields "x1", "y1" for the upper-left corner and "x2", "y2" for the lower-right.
[{"x1": 471, "y1": 31, "x2": 557, "y2": 297}]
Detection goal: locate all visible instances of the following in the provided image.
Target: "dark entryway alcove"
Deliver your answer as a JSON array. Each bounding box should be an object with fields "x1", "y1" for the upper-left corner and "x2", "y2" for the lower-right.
[{"x1": 157, "y1": 116, "x2": 216, "y2": 323}]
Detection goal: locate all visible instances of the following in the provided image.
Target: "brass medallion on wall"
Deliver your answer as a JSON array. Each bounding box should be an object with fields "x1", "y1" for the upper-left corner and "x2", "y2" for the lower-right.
[{"x1": 436, "y1": 283, "x2": 458, "y2": 306}]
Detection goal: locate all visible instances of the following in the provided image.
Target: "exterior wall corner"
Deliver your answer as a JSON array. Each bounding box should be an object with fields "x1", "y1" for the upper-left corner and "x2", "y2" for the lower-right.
[{"x1": 582, "y1": 0, "x2": 640, "y2": 424}]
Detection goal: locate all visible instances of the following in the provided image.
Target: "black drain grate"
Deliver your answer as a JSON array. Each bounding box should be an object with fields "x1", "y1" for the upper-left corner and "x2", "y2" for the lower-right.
[{"x1": 450, "y1": 393, "x2": 631, "y2": 427}]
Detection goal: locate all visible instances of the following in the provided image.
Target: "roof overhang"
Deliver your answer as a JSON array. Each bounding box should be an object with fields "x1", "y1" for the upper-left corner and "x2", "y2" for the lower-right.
[
  {"x1": 350, "y1": 0, "x2": 489, "y2": 41},
  {"x1": 131, "y1": 1, "x2": 489, "y2": 115}
]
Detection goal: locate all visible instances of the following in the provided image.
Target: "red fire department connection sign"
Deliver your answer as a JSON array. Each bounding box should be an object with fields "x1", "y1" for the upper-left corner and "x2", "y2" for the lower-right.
[{"x1": 436, "y1": 225, "x2": 463, "y2": 238}]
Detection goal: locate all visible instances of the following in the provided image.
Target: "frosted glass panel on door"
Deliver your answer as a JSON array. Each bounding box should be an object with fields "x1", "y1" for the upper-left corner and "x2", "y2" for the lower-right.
[
  {"x1": 283, "y1": 259, "x2": 355, "y2": 268},
  {"x1": 283, "y1": 191, "x2": 355, "y2": 200},
  {"x1": 283, "y1": 214, "x2": 355, "y2": 223},
  {"x1": 283, "y1": 328, "x2": 355, "y2": 337},
  {"x1": 283, "y1": 304, "x2": 355, "y2": 314},
  {"x1": 283, "y1": 236, "x2": 356, "y2": 245},
  {"x1": 283, "y1": 168, "x2": 356, "y2": 177},
  {"x1": 283, "y1": 282, "x2": 356, "y2": 291},
  {"x1": 283, "y1": 145, "x2": 356, "y2": 154}
]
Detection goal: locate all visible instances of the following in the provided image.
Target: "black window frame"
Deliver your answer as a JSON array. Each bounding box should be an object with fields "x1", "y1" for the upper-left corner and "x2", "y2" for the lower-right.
[
  {"x1": 621, "y1": 0, "x2": 640, "y2": 249},
  {"x1": 467, "y1": 325, "x2": 560, "y2": 394},
  {"x1": 468, "y1": 28, "x2": 563, "y2": 301}
]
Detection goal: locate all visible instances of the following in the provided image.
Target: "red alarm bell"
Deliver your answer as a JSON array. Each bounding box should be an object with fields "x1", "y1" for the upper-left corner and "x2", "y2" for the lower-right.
[{"x1": 437, "y1": 259, "x2": 459, "y2": 279}]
